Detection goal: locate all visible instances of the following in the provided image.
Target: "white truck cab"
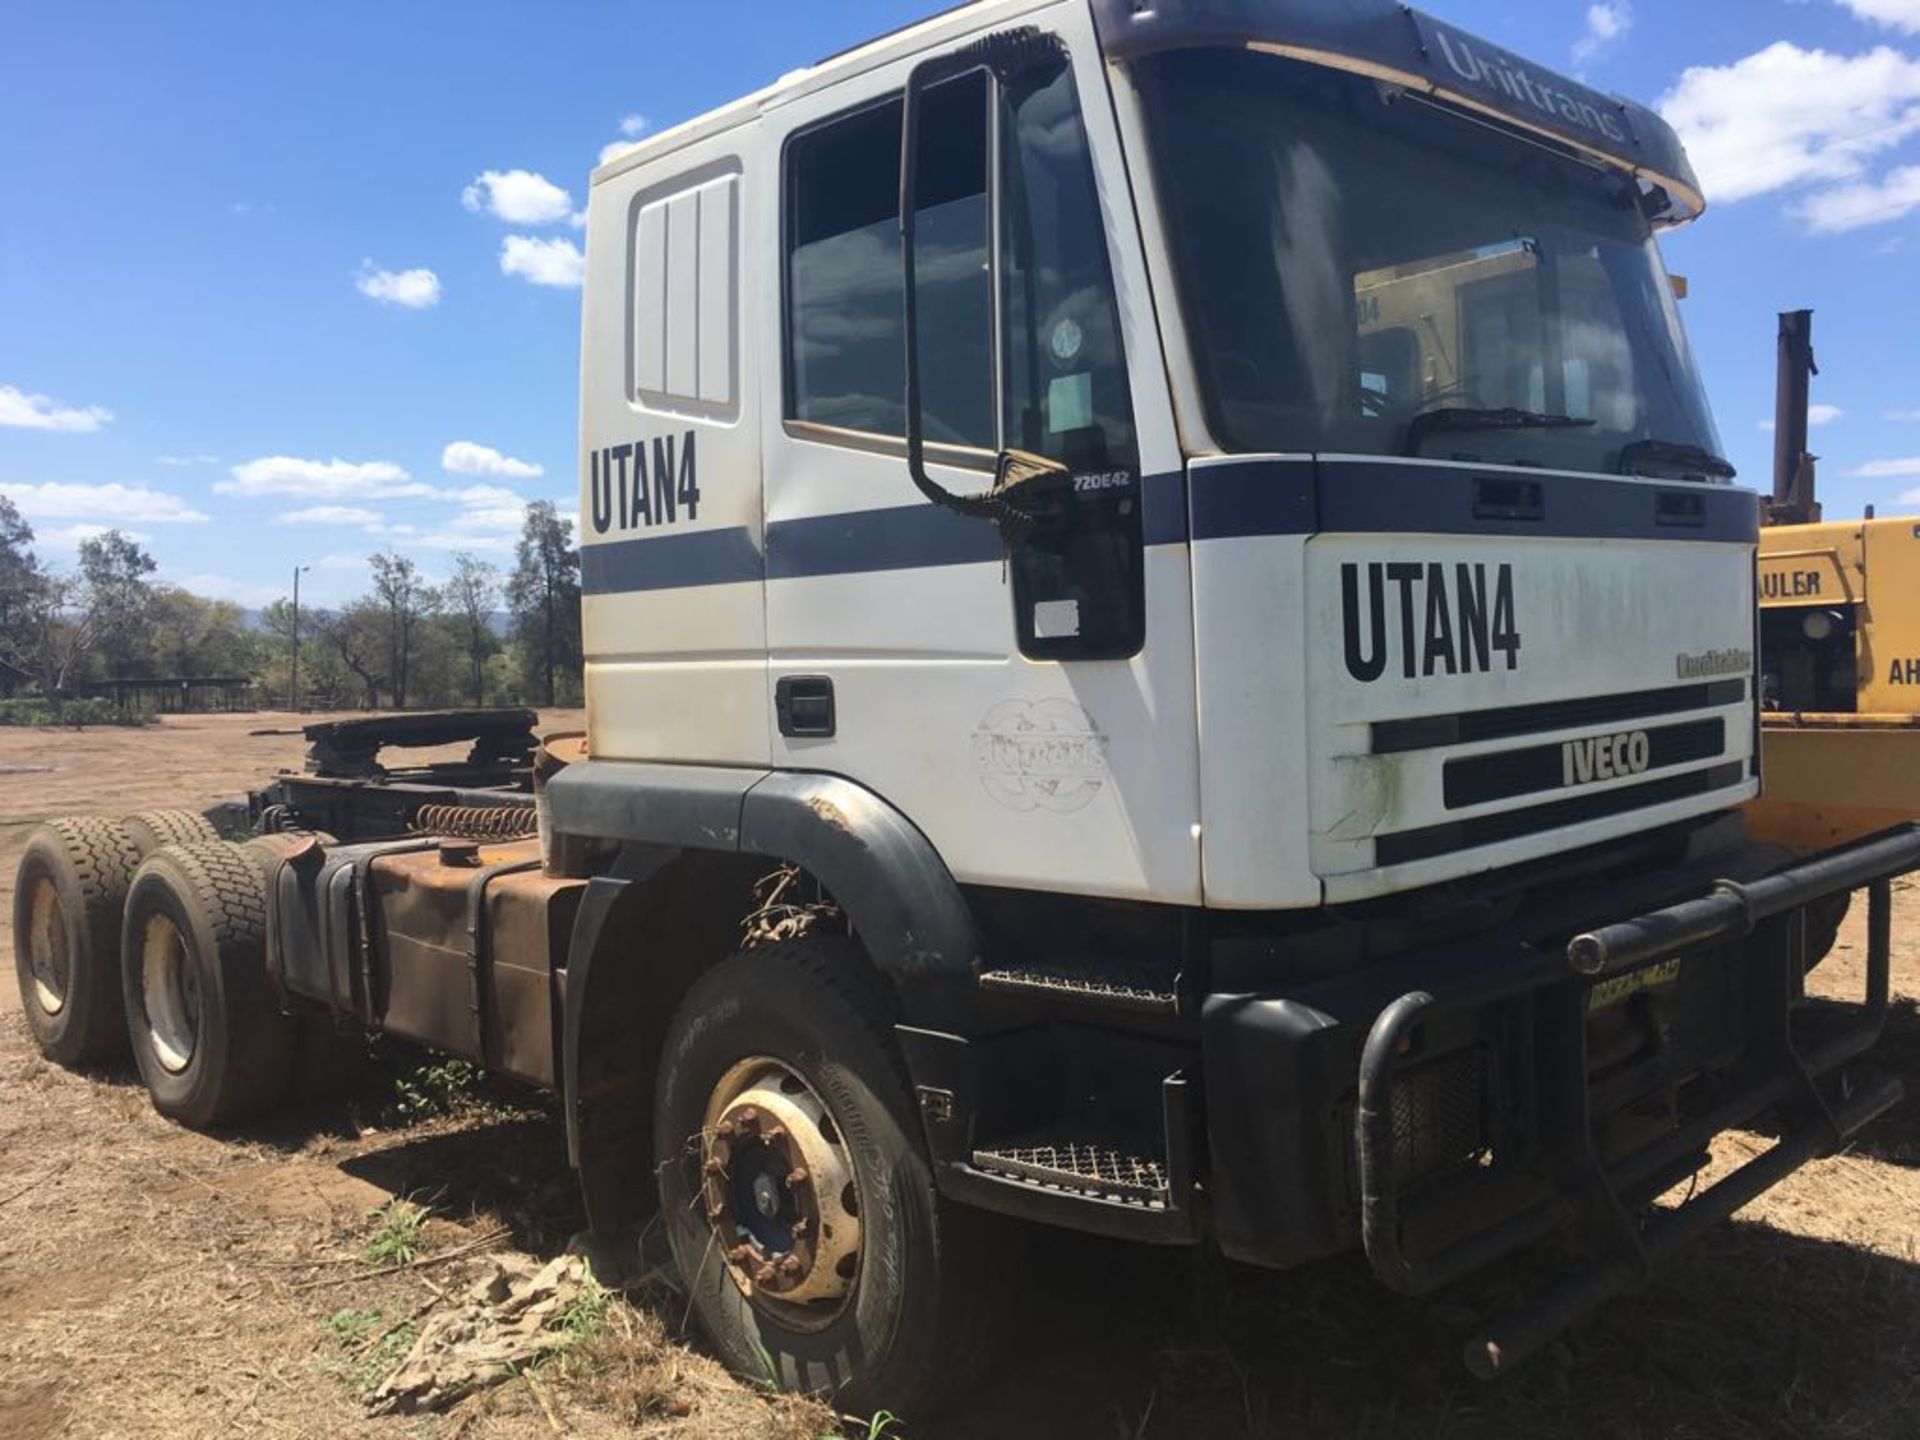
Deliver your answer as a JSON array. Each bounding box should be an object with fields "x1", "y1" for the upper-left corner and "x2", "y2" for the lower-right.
[{"x1": 578, "y1": 0, "x2": 1753, "y2": 919}]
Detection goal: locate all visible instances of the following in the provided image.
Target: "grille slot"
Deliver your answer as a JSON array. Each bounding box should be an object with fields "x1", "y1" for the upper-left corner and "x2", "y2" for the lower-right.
[
  {"x1": 1373, "y1": 678, "x2": 1745, "y2": 755},
  {"x1": 1376, "y1": 761, "x2": 1748, "y2": 867}
]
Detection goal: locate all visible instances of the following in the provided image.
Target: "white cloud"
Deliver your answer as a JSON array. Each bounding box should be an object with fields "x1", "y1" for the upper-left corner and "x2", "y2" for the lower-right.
[
  {"x1": 415, "y1": 531, "x2": 515, "y2": 554},
  {"x1": 1659, "y1": 43, "x2": 1920, "y2": 210},
  {"x1": 450, "y1": 505, "x2": 529, "y2": 533},
  {"x1": 450, "y1": 483, "x2": 523, "y2": 507},
  {"x1": 442, "y1": 440, "x2": 543, "y2": 479},
  {"x1": 217, "y1": 456, "x2": 431, "y2": 500},
  {"x1": 462, "y1": 169, "x2": 573, "y2": 225},
  {"x1": 1573, "y1": 2, "x2": 1631, "y2": 64},
  {"x1": 36, "y1": 523, "x2": 154, "y2": 550},
  {"x1": 155, "y1": 453, "x2": 218, "y2": 467},
  {"x1": 5, "y1": 481, "x2": 208, "y2": 524},
  {"x1": 1839, "y1": 1, "x2": 1920, "y2": 35},
  {"x1": 499, "y1": 235, "x2": 585, "y2": 288},
  {"x1": 1759, "y1": 403, "x2": 1845, "y2": 430},
  {"x1": 598, "y1": 114, "x2": 652, "y2": 167},
  {"x1": 355, "y1": 261, "x2": 442, "y2": 309},
  {"x1": 1887, "y1": 407, "x2": 1920, "y2": 420},
  {"x1": 1797, "y1": 163, "x2": 1920, "y2": 230},
  {"x1": 1859, "y1": 457, "x2": 1920, "y2": 477},
  {"x1": 277, "y1": 505, "x2": 382, "y2": 526},
  {"x1": 0, "y1": 383, "x2": 113, "y2": 433}
]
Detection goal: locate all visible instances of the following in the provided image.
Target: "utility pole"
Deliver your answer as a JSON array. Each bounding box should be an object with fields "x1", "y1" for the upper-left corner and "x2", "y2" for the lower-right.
[{"x1": 289, "y1": 564, "x2": 310, "y2": 711}]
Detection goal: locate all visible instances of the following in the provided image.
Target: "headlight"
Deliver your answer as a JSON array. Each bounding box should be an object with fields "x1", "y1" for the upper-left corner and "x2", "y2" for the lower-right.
[{"x1": 1802, "y1": 610, "x2": 1840, "y2": 642}]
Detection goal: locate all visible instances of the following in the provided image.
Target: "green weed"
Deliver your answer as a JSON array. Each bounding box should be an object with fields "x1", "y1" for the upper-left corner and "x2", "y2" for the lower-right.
[{"x1": 362, "y1": 1197, "x2": 429, "y2": 1266}]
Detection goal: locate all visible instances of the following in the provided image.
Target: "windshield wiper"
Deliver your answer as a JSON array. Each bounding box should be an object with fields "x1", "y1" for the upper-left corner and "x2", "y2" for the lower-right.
[
  {"x1": 1616, "y1": 437, "x2": 1736, "y2": 481},
  {"x1": 1402, "y1": 407, "x2": 1596, "y2": 456}
]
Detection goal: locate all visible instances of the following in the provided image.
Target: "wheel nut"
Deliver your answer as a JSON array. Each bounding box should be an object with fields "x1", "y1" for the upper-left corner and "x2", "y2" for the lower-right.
[
  {"x1": 762, "y1": 1125, "x2": 787, "y2": 1145},
  {"x1": 704, "y1": 1157, "x2": 727, "y2": 1177},
  {"x1": 715, "y1": 1119, "x2": 737, "y2": 1140},
  {"x1": 786, "y1": 1167, "x2": 809, "y2": 1189},
  {"x1": 754, "y1": 1263, "x2": 777, "y2": 1286},
  {"x1": 737, "y1": 1106, "x2": 760, "y2": 1130},
  {"x1": 727, "y1": 1244, "x2": 756, "y2": 1266},
  {"x1": 779, "y1": 1254, "x2": 804, "y2": 1277}
]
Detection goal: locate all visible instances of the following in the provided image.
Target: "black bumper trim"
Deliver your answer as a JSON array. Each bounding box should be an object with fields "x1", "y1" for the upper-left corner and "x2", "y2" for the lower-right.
[{"x1": 1355, "y1": 823, "x2": 1920, "y2": 1377}]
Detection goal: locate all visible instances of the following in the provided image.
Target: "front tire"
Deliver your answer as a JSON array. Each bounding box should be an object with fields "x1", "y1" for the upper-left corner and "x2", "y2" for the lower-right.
[
  {"x1": 12, "y1": 818, "x2": 139, "y2": 1065},
  {"x1": 120, "y1": 841, "x2": 295, "y2": 1128},
  {"x1": 654, "y1": 937, "x2": 992, "y2": 1416}
]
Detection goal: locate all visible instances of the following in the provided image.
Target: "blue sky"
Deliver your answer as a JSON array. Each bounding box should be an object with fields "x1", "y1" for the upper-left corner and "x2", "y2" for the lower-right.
[{"x1": 4, "y1": 0, "x2": 1920, "y2": 607}]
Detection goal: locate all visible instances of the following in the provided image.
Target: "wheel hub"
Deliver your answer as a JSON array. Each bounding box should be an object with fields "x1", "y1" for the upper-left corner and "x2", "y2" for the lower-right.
[
  {"x1": 25, "y1": 876, "x2": 69, "y2": 1017},
  {"x1": 701, "y1": 1061, "x2": 861, "y2": 1317},
  {"x1": 141, "y1": 912, "x2": 198, "y2": 1074}
]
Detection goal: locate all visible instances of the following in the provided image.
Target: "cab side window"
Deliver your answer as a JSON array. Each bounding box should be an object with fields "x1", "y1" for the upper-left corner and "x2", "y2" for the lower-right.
[{"x1": 784, "y1": 74, "x2": 992, "y2": 449}]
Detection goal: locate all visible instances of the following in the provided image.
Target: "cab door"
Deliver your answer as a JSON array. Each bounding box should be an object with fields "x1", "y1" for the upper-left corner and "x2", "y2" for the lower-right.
[{"x1": 755, "y1": 6, "x2": 1198, "y2": 903}]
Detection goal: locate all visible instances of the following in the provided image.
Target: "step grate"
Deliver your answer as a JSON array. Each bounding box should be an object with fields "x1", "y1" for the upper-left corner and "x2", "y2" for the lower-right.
[
  {"x1": 976, "y1": 964, "x2": 1178, "y2": 1013},
  {"x1": 972, "y1": 1143, "x2": 1170, "y2": 1207}
]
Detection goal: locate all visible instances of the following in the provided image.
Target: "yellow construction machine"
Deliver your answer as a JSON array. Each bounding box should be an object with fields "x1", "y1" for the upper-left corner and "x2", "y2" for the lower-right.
[{"x1": 1750, "y1": 310, "x2": 1920, "y2": 850}]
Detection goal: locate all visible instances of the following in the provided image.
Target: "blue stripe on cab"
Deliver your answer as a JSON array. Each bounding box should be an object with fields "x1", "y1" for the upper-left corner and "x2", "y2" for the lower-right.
[{"x1": 580, "y1": 525, "x2": 763, "y2": 594}]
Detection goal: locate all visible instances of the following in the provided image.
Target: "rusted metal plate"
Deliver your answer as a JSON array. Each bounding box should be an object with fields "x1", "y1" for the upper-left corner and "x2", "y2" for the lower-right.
[{"x1": 367, "y1": 840, "x2": 579, "y2": 1085}]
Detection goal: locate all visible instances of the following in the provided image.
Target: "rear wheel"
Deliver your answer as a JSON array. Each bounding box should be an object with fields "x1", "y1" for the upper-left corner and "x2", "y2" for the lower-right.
[
  {"x1": 654, "y1": 937, "x2": 995, "y2": 1416},
  {"x1": 120, "y1": 809, "x2": 220, "y2": 858},
  {"x1": 120, "y1": 841, "x2": 294, "y2": 1128},
  {"x1": 12, "y1": 818, "x2": 139, "y2": 1065}
]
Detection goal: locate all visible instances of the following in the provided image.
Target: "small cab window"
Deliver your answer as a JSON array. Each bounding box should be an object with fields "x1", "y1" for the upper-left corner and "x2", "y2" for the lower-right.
[{"x1": 785, "y1": 75, "x2": 992, "y2": 448}]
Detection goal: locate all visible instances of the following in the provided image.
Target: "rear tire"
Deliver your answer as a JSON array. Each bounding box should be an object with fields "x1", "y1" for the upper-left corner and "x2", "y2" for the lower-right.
[
  {"x1": 121, "y1": 809, "x2": 220, "y2": 858},
  {"x1": 12, "y1": 818, "x2": 139, "y2": 1065},
  {"x1": 120, "y1": 840, "x2": 295, "y2": 1128},
  {"x1": 654, "y1": 936, "x2": 995, "y2": 1417}
]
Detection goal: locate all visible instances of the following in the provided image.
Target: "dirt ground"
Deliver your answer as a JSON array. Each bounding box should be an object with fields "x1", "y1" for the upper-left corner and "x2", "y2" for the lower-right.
[{"x1": 1, "y1": 712, "x2": 1917, "y2": 1440}]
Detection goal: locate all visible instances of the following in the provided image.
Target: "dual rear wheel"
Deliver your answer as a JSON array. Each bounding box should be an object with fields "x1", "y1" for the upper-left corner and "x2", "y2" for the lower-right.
[{"x1": 13, "y1": 811, "x2": 360, "y2": 1126}]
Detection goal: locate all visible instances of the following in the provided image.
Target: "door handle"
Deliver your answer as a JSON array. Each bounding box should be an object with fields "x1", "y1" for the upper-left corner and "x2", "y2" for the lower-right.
[{"x1": 776, "y1": 676, "x2": 836, "y2": 738}]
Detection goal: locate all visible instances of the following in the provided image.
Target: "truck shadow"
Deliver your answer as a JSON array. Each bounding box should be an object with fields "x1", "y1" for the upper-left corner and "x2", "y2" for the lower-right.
[
  {"x1": 921, "y1": 1218, "x2": 1920, "y2": 1440},
  {"x1": 309, "y1": 1099, "x2": 1920, "y2": 1440}
]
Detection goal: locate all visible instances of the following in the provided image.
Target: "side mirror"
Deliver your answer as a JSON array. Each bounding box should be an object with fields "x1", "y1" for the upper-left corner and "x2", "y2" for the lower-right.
[{"x1": 899, "y1": 28, "x2": 1066, "y2": 548}]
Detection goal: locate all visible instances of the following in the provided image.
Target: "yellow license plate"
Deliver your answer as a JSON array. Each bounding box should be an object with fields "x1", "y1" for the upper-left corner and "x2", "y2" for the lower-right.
[{"x1": 1587, "y1": 956, "x2": 1683, "y2": 1013}]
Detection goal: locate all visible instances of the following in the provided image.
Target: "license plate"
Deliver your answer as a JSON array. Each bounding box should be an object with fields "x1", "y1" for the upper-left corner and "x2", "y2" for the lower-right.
[{"x1": 1587, "y1": 956, "x2": 1683, "y2": 1013}]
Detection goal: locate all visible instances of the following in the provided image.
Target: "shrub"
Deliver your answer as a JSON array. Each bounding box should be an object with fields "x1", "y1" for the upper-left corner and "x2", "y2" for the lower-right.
[{"x1": 0, "y1": 697, "x2": 151, "y2": 728}]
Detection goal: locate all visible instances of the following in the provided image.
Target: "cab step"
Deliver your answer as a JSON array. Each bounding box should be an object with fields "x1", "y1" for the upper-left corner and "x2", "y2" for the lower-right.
[
  {"x1": 975, "y1": 961, "x2": 1178, "y2": 1014},
  {"x1": 971, "y1": 1142, "x2": 1170, "y2": 1209}
]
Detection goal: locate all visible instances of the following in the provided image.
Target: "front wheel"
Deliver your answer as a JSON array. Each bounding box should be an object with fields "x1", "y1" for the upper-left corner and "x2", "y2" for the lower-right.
[{"x1": 653, "y1": 937, "x2": 994, "y2": 1417}]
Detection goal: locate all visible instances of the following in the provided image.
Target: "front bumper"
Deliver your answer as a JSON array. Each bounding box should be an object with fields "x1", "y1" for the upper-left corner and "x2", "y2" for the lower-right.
[{"x1": 1206, "y1": 824, "x2": 1920, "y2": 1376}]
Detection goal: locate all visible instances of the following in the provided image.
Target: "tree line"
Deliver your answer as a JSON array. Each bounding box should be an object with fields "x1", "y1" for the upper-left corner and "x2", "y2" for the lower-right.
[{"x1": 0, "y1": 495, "x2": 584, "y2": 712}]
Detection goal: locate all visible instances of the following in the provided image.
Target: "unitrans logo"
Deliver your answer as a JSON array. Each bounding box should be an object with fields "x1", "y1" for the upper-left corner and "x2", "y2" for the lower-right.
[{"x1": 1428, "y1": 24, "x2": 1629, "y2": 146}]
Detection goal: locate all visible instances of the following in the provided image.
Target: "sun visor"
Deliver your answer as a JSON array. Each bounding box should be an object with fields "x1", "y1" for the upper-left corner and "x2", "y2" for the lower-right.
[{"x1": 1090, "y1": 0, "x2": 1703, "y2": 219}]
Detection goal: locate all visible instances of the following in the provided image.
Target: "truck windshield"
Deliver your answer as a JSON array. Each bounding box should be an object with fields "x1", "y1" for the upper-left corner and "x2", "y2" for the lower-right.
[{"x1": 1135, "y1": 48, "x2": 1724, "y2": 474}]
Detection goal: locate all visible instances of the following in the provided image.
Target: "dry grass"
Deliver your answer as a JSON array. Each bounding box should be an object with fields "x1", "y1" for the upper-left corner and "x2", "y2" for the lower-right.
[{"x1": 2, "y1": 713, "x2": 1919, "y2": 1439}]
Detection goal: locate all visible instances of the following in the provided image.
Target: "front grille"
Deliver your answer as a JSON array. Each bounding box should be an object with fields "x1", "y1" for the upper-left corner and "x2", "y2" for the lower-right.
[
  {"x1": 1442, "y1": 718, "x2": 1726, "y2": 809},
  {"x1": 1392, "y1": 1048, "x2": 1489, "y2": 1185},
  {"x1": 1372, "y1": 679, "x2": 1745, "y2": 755},
  {"x1": 1376, "y1": 761, "x2": 1748, "y2": 867}
]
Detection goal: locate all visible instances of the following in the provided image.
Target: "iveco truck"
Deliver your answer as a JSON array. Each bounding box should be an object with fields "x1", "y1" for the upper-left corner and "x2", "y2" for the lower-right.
[{"x1": 15, "y1": 0, "x2": 1919, "y2": 1414}]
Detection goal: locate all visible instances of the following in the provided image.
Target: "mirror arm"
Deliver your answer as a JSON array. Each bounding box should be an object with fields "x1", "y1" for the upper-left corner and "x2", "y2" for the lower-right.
[{"x1": 898, "y1": 28, "x2": 1067, "y2": 538}]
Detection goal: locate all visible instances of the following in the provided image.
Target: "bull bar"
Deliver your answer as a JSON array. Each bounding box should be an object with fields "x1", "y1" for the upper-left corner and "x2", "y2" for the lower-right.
[{"x1": 1354, "y1": 823, "x2": 1920, "y2": 1378}]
